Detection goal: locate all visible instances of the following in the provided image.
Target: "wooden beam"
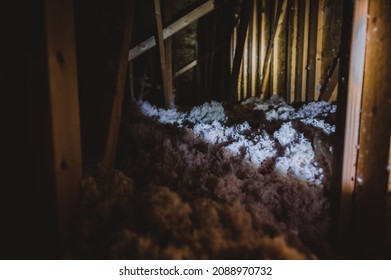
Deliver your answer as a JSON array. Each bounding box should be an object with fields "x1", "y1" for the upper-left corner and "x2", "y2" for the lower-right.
[
  {"x1": 336, "y1": 0, "x2": 368, "y2": 252},
  {"x1": 287, "y1": 0, "x2": 298, "y2": 103},
  {"x1": 128, "y1": 0, "x2": 216, "y2": 61},
  {"x1": 164, "y1": 1, "x2": 173, "y2": 103},
  {"x1": 314, "y1": 0, "x2": 325, "y2": 100},
  {"x1": 230, "y1": 0, "x2": 252, "y2": 106},
  {"x1": 43, "y1": 0, "x2": 82, "y2": 232},
  {"x1": 257, "y1": 0, "x2": 269, "y2": 98},
  {"x1": 277, "y1": 0, "x2": 287, "y2": 99},
  {"x1": 153, "y1": 0, "x2": 174, "y2": 108},
  {"x1": 353, "y1": 0, "x2": 391, "y2": 258},
  {"x1": 243, "y1": 19, "x2": 249, "y2": 100},
  {"x1": 301, "y1": 0, "x2": 310, "y2": 101},
  {"x1": 250, "y1": 0, "x2": 258, "y2": 98},
  {"x1": 387, "y1": 136, "x2": 391, "y2": 254},
  {"x1": 306, "y1": 0, "x2": 319, "y2": 101},
  {"x1": 260, "y1": 0, "x2": 288, "y2": 100},
  {"x1": 103, "y1": 0, "x2": 134, "y2": 171}
]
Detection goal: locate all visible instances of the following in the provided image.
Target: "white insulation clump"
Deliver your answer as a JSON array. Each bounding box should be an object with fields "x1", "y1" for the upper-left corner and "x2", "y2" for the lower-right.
[
  {"x1": 274, "y1": 122, "x2": 323, "y2": 185},
  {"x1": 137, "y1": 97, "x2": 335, "y2": 188}
]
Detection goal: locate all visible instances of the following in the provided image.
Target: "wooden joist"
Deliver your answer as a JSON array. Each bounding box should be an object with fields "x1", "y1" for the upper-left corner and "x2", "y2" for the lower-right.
[
  {"x1": 153, "y1": 0, "x2": 174, "y2": 108},
  {"x1": 128, "y1": 0, "x2": 216, "y2": 61}
]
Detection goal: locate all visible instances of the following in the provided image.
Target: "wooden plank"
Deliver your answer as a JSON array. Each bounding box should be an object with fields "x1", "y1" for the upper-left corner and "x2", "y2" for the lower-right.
[
  {"x1": 164, "y1": 1, "x2": 173, "y2": 104},
  {"x1": 257, "y1": 0, "x2": 269, "y2": 98},
  {"x1": 164, "y1": 1, "x2": 175, "y2": 102},
  {"x1": 243, "y1": 20, "x2": 249, "y2": 100},
  {"x1": 253, "y1": 0, "x2": 258, "y2": 98},
  {"x1": 271, "y1": 0, "x2": 278, "y2": 97},
  {"x1": 294, "y1": 0, "x2": 305, "y2": 101},
  {"x1": 230, "y1": 0, "x2": 252, "y2": 106},
  {"x1": 153, "y1": 0, "x2": 174, "y2": 108},
  {"x1": 287, "y1": 0, "x2": 298, "y2": 102},
  {"x1": 336, "y1": 0, "x2": 368, "y2": 252},
  {"x1": 387, "y1": 136, "x2": 391, "y2": 254},
  {"x1": 314, "y1": 0, "x2": 325, "y2": 100},
  {"x1": 103, "y1": 0, "x2": 134, "y2": 171},
  {"x1": 43, "y1": 0, "x2": 82, "y2": 232},
  {"x1": 353, "y1": 0, "x2": 391, "y2": 258},
  {"x1": 301, "y1": 0, "x2": 310, "y2": 101},
  {"x1": 277, "y1": 0, "x2": 287, "y2": 99},
  {"x1": 306, "y1": 0, "x2": 319, "y2": 101},
  {"x1": 271, "y1": 1, "x2": 279, "y2": 96},
  {"x1": 129, "y1": 0, "x2": 215, "y2": 61},
  {"x1": 260, "y1": 0, "x2": 288, "y2": 100},
  {"x1": 389, "y1": 136, "x2": 391, "y2": 194}
]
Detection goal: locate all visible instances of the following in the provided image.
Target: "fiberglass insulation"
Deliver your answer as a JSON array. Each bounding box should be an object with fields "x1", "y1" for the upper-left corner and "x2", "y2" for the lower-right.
[{"x1": 64, "y1": 97, "x2": 336, "y2": 259}]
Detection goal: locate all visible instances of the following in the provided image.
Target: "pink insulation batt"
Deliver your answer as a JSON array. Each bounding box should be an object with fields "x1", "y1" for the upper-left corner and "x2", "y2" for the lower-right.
[{"x1": 63, "y1": 97, "x2": 336, "y2": 259}]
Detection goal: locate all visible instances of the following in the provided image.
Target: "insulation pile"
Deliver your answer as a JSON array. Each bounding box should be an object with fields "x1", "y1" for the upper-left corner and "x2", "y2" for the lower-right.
[{"x1": 64, "y1": 97, "x2": 336, "y2": 259}]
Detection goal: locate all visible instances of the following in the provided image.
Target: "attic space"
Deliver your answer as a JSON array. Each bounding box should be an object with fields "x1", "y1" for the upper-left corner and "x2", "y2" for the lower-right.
[{"x1": 2, "y1": 0, "x2": 390, "y2": 260}]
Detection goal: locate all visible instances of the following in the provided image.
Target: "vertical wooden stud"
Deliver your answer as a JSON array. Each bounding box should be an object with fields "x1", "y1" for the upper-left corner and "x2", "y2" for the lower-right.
[
  {"x1": 314, "y1": 0, "x2": 325, "y2": 100},
  {"x1": 43, "y1": 0, "x2": 82, "y2": 232},
  {"x1": 287, "y1": 0, "x2": 298, "y2": 102},
  {"x1": 230, "y1": 0, "x2": 252, "y2": 106},
  {"x1": 164, "y1": 1, "x2": 173, "y2": 104},
  {"x1": 243, "y1": 22, "x2": 249, "y2": 100},
  {"x1": 353, "y1": 0, "x2": 391, "y2": 258},
  {"x1": 153, "y1": 0, "x2": 174, "y2": 107},
  {"x1": 257, "y1": 0, "x2": 268, "y2": 98},
  {"x1": 306, "y1": 0, "x2": 319, "y2": 101},
  {"x1": 335, "y1": 0, "x2": 368, "y2": 254},
  {"x1": 301, "y1": 0, "x2": 310, "y2": 101},
  {"x1": 250, "y1": 0, "x2": 258, "y2": 98}
]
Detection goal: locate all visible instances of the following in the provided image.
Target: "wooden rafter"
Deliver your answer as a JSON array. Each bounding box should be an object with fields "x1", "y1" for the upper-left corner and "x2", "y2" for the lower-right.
[{"x1": 103, "y1": 0, "x2": 135, "y2": 171}]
